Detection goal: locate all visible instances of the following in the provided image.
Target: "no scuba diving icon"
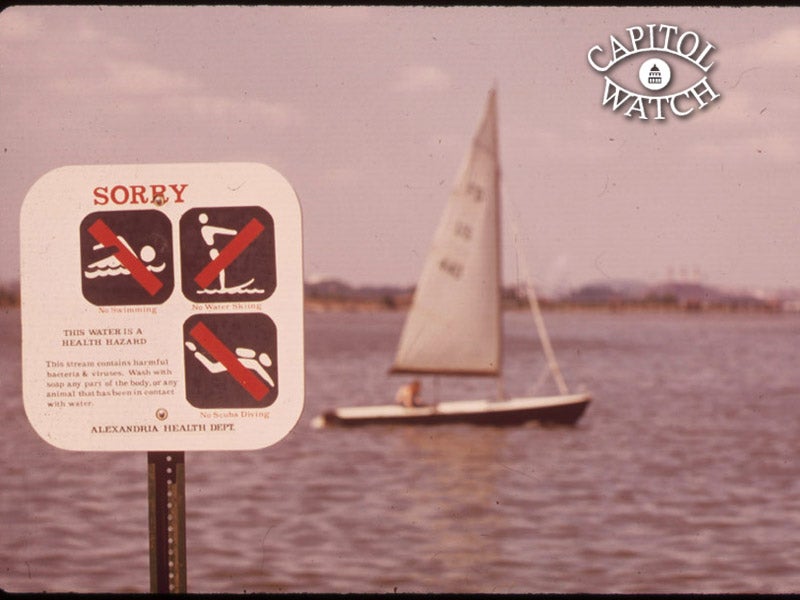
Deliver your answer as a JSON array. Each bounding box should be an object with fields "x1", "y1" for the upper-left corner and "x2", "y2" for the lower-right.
[
  {"x1": 180, "y1": 206, "x2": 276, "y2": 303},
  {"x1": 79, "y1": 209, "x2": 175, "y2": 306},
  {"x1": 183, "y1": 312, "x2": 278, "y2": 409}
]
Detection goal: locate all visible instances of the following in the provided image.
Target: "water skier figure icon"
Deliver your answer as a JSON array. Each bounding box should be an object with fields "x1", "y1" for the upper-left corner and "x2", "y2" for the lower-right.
[
  {"x1": 197, "y1": 212, "x2": 264, "y2": 295},
  {"x1": 185, "y1": 340, "x2": 275, "y2": 388},
  {"x1": 83, "y1": 236, "x2": 165, "y2": 279}
]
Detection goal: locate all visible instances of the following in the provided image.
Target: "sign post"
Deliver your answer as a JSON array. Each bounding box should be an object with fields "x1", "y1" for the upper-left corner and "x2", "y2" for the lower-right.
[
  {"x1": 20, "y1": 163, "x2": 305, "y2": 591},
  {"x1": 148, "y1": 451, "x2": 187, "y2": 593}
]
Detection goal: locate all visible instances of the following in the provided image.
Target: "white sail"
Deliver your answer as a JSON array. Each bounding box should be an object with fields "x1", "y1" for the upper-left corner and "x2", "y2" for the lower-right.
[{"x1": 391, "y1": 89, "x2": 502, "y2": 376}]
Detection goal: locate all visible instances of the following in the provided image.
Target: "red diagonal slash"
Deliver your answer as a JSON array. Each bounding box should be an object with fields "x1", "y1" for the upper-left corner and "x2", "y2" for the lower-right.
[
  {"x1": 194, "y1": 218, "x2": 265, "y2": 289},
  {"x1": 189, "y1": 321, "x2": 270, "y2": 401},
  {"x1": 87, "y1": 218, "x2": 163, "y2": 296}
]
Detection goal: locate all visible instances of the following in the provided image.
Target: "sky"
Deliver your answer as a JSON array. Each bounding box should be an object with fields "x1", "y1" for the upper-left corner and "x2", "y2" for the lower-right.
[{"x1": 1, "y1": 5, "x2": 798, "y2": 294}]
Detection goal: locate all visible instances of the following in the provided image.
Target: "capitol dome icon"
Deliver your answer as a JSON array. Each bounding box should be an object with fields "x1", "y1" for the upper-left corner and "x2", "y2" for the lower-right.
[
  {"x1": 648, "y1": 63, "x2": 662, "y2": 85},
  {"x1": 639, "y1": 57, "x2": 671, "y2": 91}
]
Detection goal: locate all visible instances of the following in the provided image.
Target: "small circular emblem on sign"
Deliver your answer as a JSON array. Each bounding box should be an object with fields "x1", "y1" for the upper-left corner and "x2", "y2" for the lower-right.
[{"x1": 156, "y1": 408, "x2": 169, "y2": 421}]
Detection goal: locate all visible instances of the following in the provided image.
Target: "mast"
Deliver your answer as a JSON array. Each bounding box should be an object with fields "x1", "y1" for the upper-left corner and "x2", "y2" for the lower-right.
[
  {"x1": 525, "y1": 272, "x2": 569, "y2": 395},
  {"x1": 491, "y1": 88, "x2": 505, "y2": 400},
  {"x1": 507, "y1": 187, "x2": 570, "y2": 396}
]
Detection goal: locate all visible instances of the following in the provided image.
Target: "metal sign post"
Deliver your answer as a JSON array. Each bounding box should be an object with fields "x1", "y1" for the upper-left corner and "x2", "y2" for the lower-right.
[{"x1": 148, "y1": 451, "x2": 187, "y2": 593}]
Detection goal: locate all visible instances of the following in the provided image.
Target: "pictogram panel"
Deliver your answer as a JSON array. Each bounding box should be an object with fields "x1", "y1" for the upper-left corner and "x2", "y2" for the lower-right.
[
  {"x1": 179, "y1": 206, "x2": 275, "y2": 303},
  {"x1": 79, "y1": 210, "x2": 174, "y2": 306},
  {"x1": 183, "y1": 313, "x2": 278, "y2": 409}
]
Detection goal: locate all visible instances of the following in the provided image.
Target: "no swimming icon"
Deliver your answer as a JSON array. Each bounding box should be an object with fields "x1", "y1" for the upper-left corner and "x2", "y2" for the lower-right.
[{"x1": 79, "y1": 210, "x2": 174, "y2": 306}]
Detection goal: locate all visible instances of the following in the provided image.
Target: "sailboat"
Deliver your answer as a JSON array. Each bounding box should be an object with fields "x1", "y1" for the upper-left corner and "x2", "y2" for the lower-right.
[{"x1": 312, "y1": 88, "x2": 591, "y2": 428}]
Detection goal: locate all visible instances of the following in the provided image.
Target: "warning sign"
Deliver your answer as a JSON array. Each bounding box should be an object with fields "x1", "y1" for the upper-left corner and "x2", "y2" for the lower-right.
[
  {"x1": 20, "y1": 163, "x2": 304, "y2": 452},
  {"x1": 179, "y1": 206, "x2": 275, "y2": 303},
  {"x1": 183, "y1": 313, "x2": 278, "y2": 408},
  {"x1": 80, "y1": 209, "x2": 174, "y2": 305}
]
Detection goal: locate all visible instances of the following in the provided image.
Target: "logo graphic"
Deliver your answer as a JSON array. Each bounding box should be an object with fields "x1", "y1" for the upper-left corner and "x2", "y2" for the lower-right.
[
  {"x1": 587, "y1": 24, "x2": 721, "y2": 120},
  {"x1": 640, "y1": 58, "x2": 670, "y2": 91},
  {"x1": 180, "y1": 206, "x2": 276, "y2": 303},
  {"x1": 183, "y1": 312, "x2": 278, "y2": 408},
  {"x1": 80, "y1": 210, "x2": 174, "y2": 305}
]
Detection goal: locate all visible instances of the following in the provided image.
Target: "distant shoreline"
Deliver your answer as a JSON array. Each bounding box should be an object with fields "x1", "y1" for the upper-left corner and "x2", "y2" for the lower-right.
[
  {"x1": 1, "y1": 279, "x2": 795, "y2": 314},
  {"x1": 303, "y1": 278, "x2": 798, "y2": 314},
  {"x1": 304, "y1": 297, "x2": 788, "y2": 314},
  {"x1": 0, "y1": 299, "x2": 789, "y2": 314},
  {"x1": 2, "y1": 298, "x2": 785, "y2": 314}
]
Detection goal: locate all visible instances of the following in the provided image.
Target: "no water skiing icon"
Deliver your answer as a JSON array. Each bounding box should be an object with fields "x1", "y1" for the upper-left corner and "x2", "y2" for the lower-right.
[
  {"x1": 180, "y1": 206, "x2": 276, "y2": 303},
  {"x1": 79, "y1": 210, "x2": 174, "y2": 306},
  {"x1": 183, "y1": 313, "x2": 278, "y2": 408}
]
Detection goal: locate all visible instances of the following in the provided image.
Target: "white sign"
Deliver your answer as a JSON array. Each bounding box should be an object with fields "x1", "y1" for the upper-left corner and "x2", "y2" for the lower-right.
[{"x1": 20, "y1": 163, "x2": 304, "y2": 451}]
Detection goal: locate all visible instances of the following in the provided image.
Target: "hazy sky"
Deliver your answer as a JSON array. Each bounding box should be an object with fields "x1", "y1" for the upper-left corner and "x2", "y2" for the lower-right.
[{"x1": 1, "y1": 5, "x2": 798, "y2": 293}]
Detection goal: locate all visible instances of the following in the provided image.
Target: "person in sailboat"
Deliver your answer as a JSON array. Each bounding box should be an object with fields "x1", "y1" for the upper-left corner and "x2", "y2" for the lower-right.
[{"x1": 395, "y1": 379, "x2": 422, "y2": 408}]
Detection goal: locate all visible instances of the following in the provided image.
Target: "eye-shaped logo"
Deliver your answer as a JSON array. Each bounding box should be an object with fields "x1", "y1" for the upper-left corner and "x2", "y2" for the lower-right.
[{"x1": 588, "y1": 24, "x2": 721, "y2": 120}]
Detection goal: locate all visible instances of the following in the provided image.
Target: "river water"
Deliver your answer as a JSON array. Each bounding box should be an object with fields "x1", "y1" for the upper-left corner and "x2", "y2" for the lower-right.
[{"x1": 2, "y1": 307, "x2": 799, "y2": 593}]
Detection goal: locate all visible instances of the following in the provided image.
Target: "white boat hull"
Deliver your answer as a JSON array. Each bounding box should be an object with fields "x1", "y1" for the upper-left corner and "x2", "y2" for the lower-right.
[{"x1": 312, "y1": 393, "x2": 591, "y2": 429}]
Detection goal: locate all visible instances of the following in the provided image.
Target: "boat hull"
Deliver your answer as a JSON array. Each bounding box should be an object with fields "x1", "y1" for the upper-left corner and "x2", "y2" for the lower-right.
[{"x1": 312, "y1": 393, "x2": 591, "y2": 428}]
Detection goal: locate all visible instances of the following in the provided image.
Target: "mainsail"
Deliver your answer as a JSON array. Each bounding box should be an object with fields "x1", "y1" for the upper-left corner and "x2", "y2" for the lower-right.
[{"x1": 391, "y1": 89, "x2": 502, "y2": 376}]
